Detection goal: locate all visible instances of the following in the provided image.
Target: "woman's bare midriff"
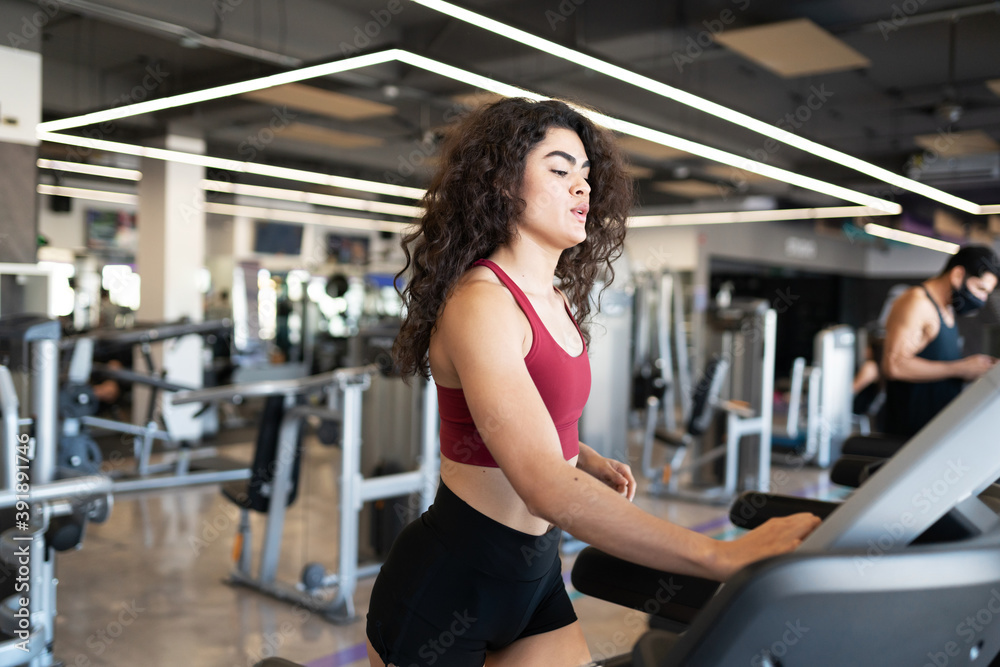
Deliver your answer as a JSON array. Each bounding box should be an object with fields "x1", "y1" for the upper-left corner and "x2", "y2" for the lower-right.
[{"x1": 440, "y1": 457, "x2": 577, "y2": 536}]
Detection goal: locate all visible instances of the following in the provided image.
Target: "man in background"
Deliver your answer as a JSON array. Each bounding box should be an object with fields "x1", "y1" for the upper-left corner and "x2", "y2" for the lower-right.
[{"x1": 882, "y1": 245, "x2": 1000, "y2": 438}]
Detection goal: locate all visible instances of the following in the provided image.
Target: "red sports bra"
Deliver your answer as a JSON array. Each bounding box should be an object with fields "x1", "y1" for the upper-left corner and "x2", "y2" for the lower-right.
[{"x1": 437, "y1": 259, "x2": 591, "y2": 467}]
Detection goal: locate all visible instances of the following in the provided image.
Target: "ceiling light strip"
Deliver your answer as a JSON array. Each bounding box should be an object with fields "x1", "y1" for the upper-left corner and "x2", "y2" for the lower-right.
[
  {"x1": 204, "y1": 202, "x2": 413, "y2": 234},
  {"x1": 863, "y1": 222, "x2": 959, "y2": 254},
  {"x1": 36, "y1": 50, "x2": 401, "y2": 134},
  {"x1": 37, "y1": 131, "x2": 424, "y2": 200},
  {"x1": 36, "y1": 183, "x2": 139, "y2": 205},
  {"x1": 598, "y1": 116, "x2": 900, "y2": 212},
  {"x1": 630, "y1": 205, "x2": 894, "y2": 227},
  {"x1": 37, "y1": 158, "x2": 142, "y2": 181},
  {"x1": 202, "y1": 180, "x2": 423, "y2": 217},
  {"x1": 411, "y1": 0, "x2": 982, "y2": 215},
  {"x1": 979, "y1": 204, "x2": 1000, "y2": 215},
  {"x1": 397, "y1": 52, "x2": 900, "y2": 213},
  {"x1": 39, "y1": 50, "x2": 898, "y2": 212}
]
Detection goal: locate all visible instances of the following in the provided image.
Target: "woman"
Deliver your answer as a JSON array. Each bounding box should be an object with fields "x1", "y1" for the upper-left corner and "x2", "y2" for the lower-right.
[{"x1": 367, "y1": 98, "x2": 819, "y2": 667}]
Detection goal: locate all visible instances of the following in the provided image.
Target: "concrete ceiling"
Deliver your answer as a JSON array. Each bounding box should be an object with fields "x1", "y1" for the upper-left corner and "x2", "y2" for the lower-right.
[{"x1": 21, "y1": 0, "x2": 1000, "y2": 219}]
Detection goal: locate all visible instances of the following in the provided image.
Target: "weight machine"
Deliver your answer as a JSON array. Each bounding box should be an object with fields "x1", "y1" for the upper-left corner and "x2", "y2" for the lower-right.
[
  {"x1": 641, "y1": 298, "x2": 776, "y2": 504},
  {"x1": 172, "y1": 370, "x2": 439, "y2": 623}
]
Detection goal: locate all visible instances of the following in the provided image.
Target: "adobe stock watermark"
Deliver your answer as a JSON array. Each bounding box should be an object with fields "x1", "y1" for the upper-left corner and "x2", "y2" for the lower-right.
[
  {"x1": 237, "y1": 106, "x2": 297, "y2": 160},
  {"x1": 923, "y1": 587, "x2": 1000, "y2": 667},
  {"x1": 71, "y1": 600, "x2": 146, "y2": 666},
  {"x1": 417, "y1": 610, "x2": 477, "y2": 665},
  {"x1": 877, "y1": 0, "x2": 931, "y2": 41},
  {"x1": 671, "y1": 0, "x2": 751, "y2": 73},
  {"x1": 338, "y1": 0, "x2": 405, "y2": 57},
  {"x1": 715, "y1": 86, "x2": 835, "y2": 198},
  {"x1": 591, "y1": 577, "x2": 684, "y2": 661},
  {"x1": 59, "y1": 63, "x2": 171, "y2": 165},
  {"x1": 545, "y1": 0, "x2": 585, "y2": 31},
  {"x1": 234, "y1": 604, "x2": 312, "y2": 667},
  {"x1": 7, "y1": 0, "x2": 60, "y2": 48},
  {"x1": 751, "y1": 620, "x2": 810, "y2": 666},
  {"x1": 854, "y1": 458, "x2": 970, "y2": 574},
  {"x1": 861, "y1": 123, "x2": 957, "y2": 216}
]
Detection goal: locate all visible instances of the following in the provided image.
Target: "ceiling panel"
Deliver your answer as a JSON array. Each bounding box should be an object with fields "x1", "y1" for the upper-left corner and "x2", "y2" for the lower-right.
[
  {"x1": 713, "y1": 18, "x2": 871, "y2": 78},
  {"x1": 243, "y1": 84, "x2": 397, "y2": 120}
]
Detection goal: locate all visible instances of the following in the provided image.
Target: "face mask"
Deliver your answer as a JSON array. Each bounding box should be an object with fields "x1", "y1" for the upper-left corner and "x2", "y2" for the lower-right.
[{"x1": 952, "y1": 279, "x2": 987, "y2": 316}]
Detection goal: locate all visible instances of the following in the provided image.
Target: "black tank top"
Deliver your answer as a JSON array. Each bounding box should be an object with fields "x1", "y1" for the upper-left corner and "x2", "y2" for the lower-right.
[{"x1": 883, "y1": 285, "x2": 964, "y2": 438}]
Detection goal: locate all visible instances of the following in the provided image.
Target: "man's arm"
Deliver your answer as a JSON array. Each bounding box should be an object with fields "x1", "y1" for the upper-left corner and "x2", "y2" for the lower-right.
[{"x1": 882, "y1": 289, "x2": 985, "y2": 382}]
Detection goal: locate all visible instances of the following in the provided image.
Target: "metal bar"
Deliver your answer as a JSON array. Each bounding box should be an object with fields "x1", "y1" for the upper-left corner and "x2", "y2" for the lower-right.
[
  {"x1": 172, "y1": 364, "x2": 377, "y2": 405},
  {"x1": 60, "y1": 319, "x2": 233, "y2": 350},
  {"x1": 91, "y1": 363, "x2": 195, "y2": 392},
  {"x1": 419, "y1": 377, "x2": 439, "y2": 513},
  {"x1": 804, "y1": 368, "x2": 823, "y2": 462},
  {"x1": 0, "y1": 474, "x2": 111, "y2": 509},
  {"x1": 358, "y1": 471, "x2": 426, "y2": 504},
  {"x1": 786, "y1": 357, "x2": 805, "y2": 439},
  {"x1": 658, "y1": 272, "x2": 676, "y2": 432},
  {"x1": 285, "y1": 405, "x2": 341, "y2": 422},
  {"x1": 725, "y1": 412, "x2": 740, "y2": 498},
  {"x1": 0, "y1": 367, "x2": 19, "y2": 491},
  {"x1": 673, "y1": 273, "x2": 692, "y2": 422},
  {"x1": 81, "y1": 415, "x2": 172, "y2": 441},
  {"x1": 257, "y1": 395, "x2": 302, "y2": 584},
  {"x1": 758, "y1": 309, "x2": 776, "y2": 492},
  {"x1": 31, "y1": 339, "x2": 59, "y2": 486},
  {"x1": 337, "y1": 379, "x2": 363, "y2": 619},
  {"x1": 0, "y1": 630, "x2": 44, "y2": 666},
  {"x1": 110, "y1": 468, "x2": 250, "y2": 495}
]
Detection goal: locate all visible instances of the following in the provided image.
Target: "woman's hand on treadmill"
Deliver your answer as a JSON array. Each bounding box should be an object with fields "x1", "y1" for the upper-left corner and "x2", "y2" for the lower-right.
[{"x1": 712, "y1": 513, "x2": 822, "y2": 580}]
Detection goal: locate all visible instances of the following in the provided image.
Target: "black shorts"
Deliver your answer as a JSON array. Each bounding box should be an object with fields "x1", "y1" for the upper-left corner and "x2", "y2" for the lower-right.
[{"x1": 366, "y1": 480, "x2": 577, "y2": 667}]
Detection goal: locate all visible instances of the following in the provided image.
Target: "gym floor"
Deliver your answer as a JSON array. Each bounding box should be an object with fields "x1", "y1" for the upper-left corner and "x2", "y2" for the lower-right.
[{"x1": 54, "y1": 432, "x2": 841, "y2": 667}]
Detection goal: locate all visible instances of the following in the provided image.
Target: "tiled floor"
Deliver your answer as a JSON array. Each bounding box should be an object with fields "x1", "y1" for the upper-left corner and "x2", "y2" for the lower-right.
[{"x1": 51, "y1": 432, "x2": 836, "y2": 667}]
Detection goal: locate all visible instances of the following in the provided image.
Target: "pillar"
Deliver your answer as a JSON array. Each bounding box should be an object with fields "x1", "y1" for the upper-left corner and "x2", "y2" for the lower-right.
[{"x1": 135, "y1": 126, "x2": 206, "y2": 440}]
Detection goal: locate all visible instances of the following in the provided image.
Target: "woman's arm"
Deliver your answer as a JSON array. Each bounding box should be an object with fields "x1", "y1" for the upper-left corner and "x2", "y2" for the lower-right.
[{"x1": 437, "y1": 281, "x2": 819, "y2": 581}]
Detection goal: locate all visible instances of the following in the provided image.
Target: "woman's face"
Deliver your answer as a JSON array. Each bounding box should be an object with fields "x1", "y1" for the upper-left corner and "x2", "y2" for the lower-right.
[{"x1": 515, "y1": 127, "x2": 591, "y2": 252}]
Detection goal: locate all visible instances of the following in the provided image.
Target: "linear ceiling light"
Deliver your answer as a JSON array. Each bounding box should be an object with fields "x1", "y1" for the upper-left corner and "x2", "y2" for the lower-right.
[
  {"x1": 37, "y1": 131, "x2": 424, "y2": 200},
  {"x1": 864, "y1": 222, "x2": 959, "y2": 254},
  {"x1": 36, "y1": 183, "x2": 139, "y2": 206},
  {"x1": 203, "y1": 202, "x2": 413, "y2": 234},
  {"x1": 36, "y1": 180, "x2": 415, "y2": 233},
  {"x1": 391, "y1": 52, "x2": 899, "y2": 213},
  {"x1": 36, "y1": 51, "x2": 400, "y2": 134},
  {"x1": 37, "y1": 158, "x2": 142, "y2": 181},
  {"x1": 38, "y1": 50, "x2": 899, "y2": 212},
  {"x1": 202, "y1": 180, "x2": 423, "y2": 218},
  {"x1": 979, "y1": 204, "x2": 1000, "y2": 215},
  {"x1": 411, "y1": 0, "x2": 983, "y2": 215},
  {"x1": 630, "y1": 205, "x2": 894, "y2": 227}
]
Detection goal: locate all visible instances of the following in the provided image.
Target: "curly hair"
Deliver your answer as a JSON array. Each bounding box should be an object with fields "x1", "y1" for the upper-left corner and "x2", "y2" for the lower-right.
[{"x1": 393, "y1": 97, "x2": 634, "y2": 379}]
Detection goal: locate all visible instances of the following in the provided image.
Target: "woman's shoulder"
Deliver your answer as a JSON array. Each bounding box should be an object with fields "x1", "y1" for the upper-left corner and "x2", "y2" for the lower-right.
[{"x1": 439, "y1": 266, "x2": 521, "y2": 333}]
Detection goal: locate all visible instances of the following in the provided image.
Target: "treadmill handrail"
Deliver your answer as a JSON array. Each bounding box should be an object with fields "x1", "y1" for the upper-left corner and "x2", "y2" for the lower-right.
[{"x1": 171, "y1": 364, "x2": 379, "y2": 405}]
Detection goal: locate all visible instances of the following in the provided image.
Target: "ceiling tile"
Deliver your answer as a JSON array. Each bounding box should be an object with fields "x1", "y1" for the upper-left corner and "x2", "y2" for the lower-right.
[
  {"x1": 243, "y1": 83, "x2": 396, "y2": 121},
  {"x1": 275, "y1": 123, "x2": 385, "y2": 149},
  {"x1": 702, "y1": 163, "x2": 777, "y2": 184},
  {"x1": 653, "y1": 180, "x2": 729, "y2": 198},
  {"x1": 626, "y1": 164, "x2": 655, "y2": 180},
  {"x1": 451, "y1": 91, "x2": 507, "y2": 109},
  {"x1": 617, "y1": 135, "x2": 689, "y2": 161},
  {"x1": 914, "y1": 129, "x2": 999, "y2": 157},
  {"x1": 713, "y1": 18, "x2": 871, "y2": 78}
]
